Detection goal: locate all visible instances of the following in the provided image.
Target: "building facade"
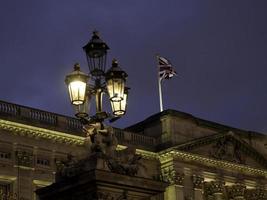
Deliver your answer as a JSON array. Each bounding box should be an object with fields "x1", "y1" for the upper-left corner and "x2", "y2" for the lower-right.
[{"x1": 0, "y1": 100, "x2": 266, "y2": 199}]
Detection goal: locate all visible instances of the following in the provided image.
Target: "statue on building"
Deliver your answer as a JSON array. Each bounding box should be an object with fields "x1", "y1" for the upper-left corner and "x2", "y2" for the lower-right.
[{"x1": 56, "y1": 123, "x2": 143, "y2": 178}]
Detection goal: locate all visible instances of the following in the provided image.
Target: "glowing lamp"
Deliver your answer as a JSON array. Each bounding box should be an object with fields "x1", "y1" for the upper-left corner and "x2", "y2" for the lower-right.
[
  {"x1": 106, "y1": 59, "x2": 128, "y2": 102},
  {"x1": 111, "y1": 87, "x2": 129, "y2": 116},
  {"x1": 65, "y1": 63, "x2": 89, "y2": 105},
  {"x1": 73, "y1": 93, "x2": 91, "y2": 118}
]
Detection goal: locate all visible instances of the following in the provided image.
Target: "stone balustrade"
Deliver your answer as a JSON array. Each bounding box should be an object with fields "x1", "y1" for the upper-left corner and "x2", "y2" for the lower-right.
[
  {"x1": 0, "y1": 100, "x2": 156, "y2": 149},
  {"x1": 0, "y1": 100, "x2": 83, "y2": 135}
]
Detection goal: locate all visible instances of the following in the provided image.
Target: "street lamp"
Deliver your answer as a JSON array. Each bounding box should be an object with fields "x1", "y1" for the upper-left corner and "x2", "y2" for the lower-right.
[
  {"x1": 62, "y1": 32, "x2": 141, "y2": 182},
  {"x1": 65, "y1": 63, "x2": 89, "y2": 106},
  {"x1": 65, "y1": 31, "x2": 129, "y2": 124}
]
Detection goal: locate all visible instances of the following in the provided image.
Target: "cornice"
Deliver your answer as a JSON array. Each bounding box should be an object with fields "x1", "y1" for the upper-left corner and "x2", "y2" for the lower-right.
[
  {"x1": 0, "y1": 119, "x2": 85, "y2": 146},
  {"x1": 175, "y1": 133, "x2": 267, "y2": 168},
  {"x1": 158, "y1": 150, "x2": 267, "y2": 178},
  {"x1": 1, "y1": 118, "x2": 266, "y2": 178},
  {"x1": 136, "y1": 149, "x2": 157, "y2": 160},
  {"x1": 116, "y1": 145, "x2": 158, "y2": 160}
]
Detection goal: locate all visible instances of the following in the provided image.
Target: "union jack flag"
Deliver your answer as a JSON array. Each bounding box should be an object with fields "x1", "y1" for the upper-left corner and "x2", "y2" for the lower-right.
[{"x1": 158, "y1": 56, "x2": 176, "y2": 80}]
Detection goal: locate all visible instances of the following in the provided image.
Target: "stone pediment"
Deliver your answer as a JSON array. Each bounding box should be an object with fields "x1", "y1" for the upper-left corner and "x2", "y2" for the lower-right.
[{"x1": 174, "y1": 132, "x2": 267, "y2": 169}]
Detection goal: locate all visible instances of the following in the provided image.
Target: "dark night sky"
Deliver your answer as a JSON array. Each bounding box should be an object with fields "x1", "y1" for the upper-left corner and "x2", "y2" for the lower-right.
[{"x1": 1, "y1": 0, "x2": 267, "y2": 133}]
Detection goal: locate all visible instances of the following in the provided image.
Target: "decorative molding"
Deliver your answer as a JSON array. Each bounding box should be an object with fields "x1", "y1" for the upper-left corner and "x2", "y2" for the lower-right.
[
  {"x1": 192, "y1": 175, "x2": 204, "y2": 189},
  {"x1": 0, "y1": 119, "x2": 85, "y2": 146},
  {"x1": 228, "y1": 183, "x2": 246, "y2": 198},
  {"x1": 136, "y1": 149, "x2": 157, "y2": 160},
  {"x1": 33, "y1": 180, "x2": 52, "y2": 187},
  {"x1": 117, "y1": 145, "x2": 158, "y2": 160},
  {"x1": 0, "y1": 175, "x2": 16, "y2": 182},
  {"x1": 174, "y1": 132, "x2": 267, "y2": 168},
  {"x1": 15, "y1": 151, "x2": 33, "y2": 167},
  {"x1": 209, "y1": 181, "x2": 225, "y2": 194},
  {"x1": 161, "y1": 168, "x2": 184, "y2": 186},
  {"x1": 158, "y1": 150, "x2": 267, "y2": 177},
  {"x1": 245, "y1": 188, "x2": 266, "y2": 200},
  {"x1": 1, "y1": 119, "x2": 267, "y2": 180},
  {"x1": 210, "y1": 136, "x2": 245, "y2": 164}
]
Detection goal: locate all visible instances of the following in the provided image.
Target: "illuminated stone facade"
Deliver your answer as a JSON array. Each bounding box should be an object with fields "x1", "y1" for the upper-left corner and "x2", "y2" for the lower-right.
[{"x1": 0, "y1": 100, "x2": 266, "y2": 199}]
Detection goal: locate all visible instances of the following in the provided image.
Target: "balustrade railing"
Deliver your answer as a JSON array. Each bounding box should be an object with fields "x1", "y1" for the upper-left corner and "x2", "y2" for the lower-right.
[
  {"x1": 114, "y1": 128, "x2": 155, "y2": 147},
  {"x1": 0, "y1": 100, "x2": 82, "y2": 133},
  {"x1": 29, "y1": 109, "x2": 57, "y2": 125},
  {"x1": 0, "y1": 101, "x2": 20, "y2": 116},
  {"x1": 67, "y1": 118, "x2": 83, "y2": 131},
  {"x1": 0, "y1": 100, "x2": 155, "y2": 148}
]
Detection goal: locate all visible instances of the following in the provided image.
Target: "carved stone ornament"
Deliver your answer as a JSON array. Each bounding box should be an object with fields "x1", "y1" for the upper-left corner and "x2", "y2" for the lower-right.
[
  {"x1": 55, "y1": 154, "x2": 80, "y2": 178},
  {"x1": 209, "y1": 181, "x2": 225, "y2": 194},
  {"x1": 229, "y1": 183, "x2": 246, "y2": 198},
  {"x1": 192, "y1": 175, "x2": 204, "y2": 189},
  {"x1": 161, "y1": 168, "x2": 184, "y2": 186},
  {"x1": 245, "y1": 188, "x2": 266, "y2": 200},
  {"x1": 0, "y1": 190, "x2": 29, "y2": 200},
  {"x1": 55, "y1": 124, "x2": 143, "y2": 179},
  {"x1": 106, "y1": 148, "x2": 142, "y2": 176},
  {"x1": 204, "y1": 181, "x2": 225, "y2": 200},
  {"x1": 15, "y1": 151, "x2": 33, "y2": 167},
  {"x1": 0, "y1": 190, "x2": 18, "y2": 200},
  {"x1": 210, "y1": 136, "x2": 245, "y2": 164}
]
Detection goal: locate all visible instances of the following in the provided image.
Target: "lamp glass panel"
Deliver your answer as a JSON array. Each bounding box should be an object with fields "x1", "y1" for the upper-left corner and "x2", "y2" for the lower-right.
[
  {"x1": 111, "y1": 92, "x2": 127, "y2": 116},
  {"x1": 120, "y1": 92, "x2": 127, "y2": 111},
  {"x1": 73, "y1": 95, "x2": 90, "y2": 118},
  {"x1": 107, "y1": 78, "x2": 125, "y2": 102},
  {"x1": 68, "y1": 81, "x2": 87, "y2": 105}
]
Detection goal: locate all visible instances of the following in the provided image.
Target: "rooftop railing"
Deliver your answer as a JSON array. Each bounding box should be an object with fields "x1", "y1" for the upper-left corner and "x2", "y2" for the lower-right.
[
  {"x1": 0, "y1": 100, "x2": 83, "y2": 135},
  {"x1": 0, "y1": 100, "x2": 156, "y2": 149},
  {"x1": 114, "y1": 128, "x2": 156, "y2": 150}
]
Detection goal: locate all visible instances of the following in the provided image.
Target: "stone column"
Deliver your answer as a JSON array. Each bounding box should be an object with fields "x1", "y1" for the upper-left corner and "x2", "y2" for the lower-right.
[
  {"x1": 230, "y1": 184, "x2": 246, "y2": 200},
  {"x1": 174, "y1": 173, "x2": 185, "y2": 200},
  {"x1": 192, "y1": 175, "x2": 204, "y2": 200},
  {"x1": 210, "y1": 181, "x2": 225, "y2": 200}
]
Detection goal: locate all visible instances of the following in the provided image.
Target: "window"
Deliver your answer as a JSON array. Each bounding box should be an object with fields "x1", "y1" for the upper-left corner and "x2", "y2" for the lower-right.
[
  {"x1": 0, "y1": 152, "x2": 11, "y2": 160},
  {"x1": 36, "y1": 158, "x2": 50, "y2": 167}
]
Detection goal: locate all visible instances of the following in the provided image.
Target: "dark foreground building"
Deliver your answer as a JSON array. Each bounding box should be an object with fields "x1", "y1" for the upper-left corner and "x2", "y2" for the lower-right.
[{"x1": 0, "y1": 100, "x2": 266, "y2": 199}]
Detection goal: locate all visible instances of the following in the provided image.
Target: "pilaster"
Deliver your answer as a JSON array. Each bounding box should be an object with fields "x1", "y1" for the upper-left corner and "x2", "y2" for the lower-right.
[
  {"x1": 162, "y1": 169, "x2": 184, "y2": 200},
  {"x1": 192, "y1": 175, "x2": 204, "y2": 200}
]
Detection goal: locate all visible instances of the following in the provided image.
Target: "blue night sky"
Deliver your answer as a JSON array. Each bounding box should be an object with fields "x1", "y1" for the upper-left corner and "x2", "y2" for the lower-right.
[{"x1": 0, "y1": 0, "x2": 267, "y2": 133}]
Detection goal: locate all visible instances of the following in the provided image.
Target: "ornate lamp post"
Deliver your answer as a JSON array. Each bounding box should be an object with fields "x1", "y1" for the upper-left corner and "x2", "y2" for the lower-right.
[
  {"x1": 36, "y1": 31, "x2": 167, "y2": 200},
  {"x1": 63, "y1": 31, "x2": 145, "y2": 177},
  {"x1": 65, "y1": 31, "x2": 129, "y2": 125}
]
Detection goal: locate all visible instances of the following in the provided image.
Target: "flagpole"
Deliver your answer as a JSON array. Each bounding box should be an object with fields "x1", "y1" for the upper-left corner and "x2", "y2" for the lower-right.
[
  {"x1": 156, "y1": 54, "x2": 164, "y2": 112},
  {"x1": 158, "y1": 77, "x2": 163, "y2": 112}
]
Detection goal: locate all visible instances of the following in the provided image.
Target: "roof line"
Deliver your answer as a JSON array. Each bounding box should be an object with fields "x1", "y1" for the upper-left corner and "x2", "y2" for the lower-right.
[{"x1": 125, "y1": 109, "x2": 265, "y2": 137}]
